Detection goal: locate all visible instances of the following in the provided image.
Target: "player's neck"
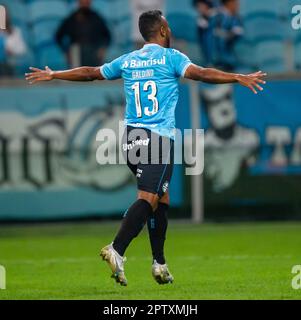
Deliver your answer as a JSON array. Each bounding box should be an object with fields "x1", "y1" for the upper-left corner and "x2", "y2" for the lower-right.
[{"x1": 145, "y1": 39, "x2": 167, "y2": 48}]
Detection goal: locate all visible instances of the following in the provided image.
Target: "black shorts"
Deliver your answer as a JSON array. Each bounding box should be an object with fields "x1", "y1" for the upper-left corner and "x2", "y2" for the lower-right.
[{"x1": 122, "y1": 126, "x2": 174, "y2": 198}]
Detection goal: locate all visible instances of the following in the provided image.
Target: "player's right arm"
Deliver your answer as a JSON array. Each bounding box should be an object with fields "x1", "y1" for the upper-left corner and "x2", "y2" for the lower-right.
[
  {"x1": 25, "y1": 66, "x2": 104, "y2": 84},
  {"x1": 26, "y1": 54, "x2": 125, "y2": 84}
]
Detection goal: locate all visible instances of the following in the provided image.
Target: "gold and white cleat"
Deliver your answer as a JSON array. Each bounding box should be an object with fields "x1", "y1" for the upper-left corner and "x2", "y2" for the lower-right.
[
  {"x1": 100, "y1": 243, "x2": 127, "y2": 286},
  {"x1": 152, "y1": 260, "x2": 174, "y2": 285}
]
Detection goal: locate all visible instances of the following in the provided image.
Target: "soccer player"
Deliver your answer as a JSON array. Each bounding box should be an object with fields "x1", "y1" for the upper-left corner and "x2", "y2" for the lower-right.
[{"x1": 25, "y1": 10, "x2": 266, "y2": 286}]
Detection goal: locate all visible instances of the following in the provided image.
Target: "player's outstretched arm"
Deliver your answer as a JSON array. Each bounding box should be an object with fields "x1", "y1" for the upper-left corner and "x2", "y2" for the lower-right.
[
  {"x1": 25, "y1": 66, "x2": 104, "y2": 84},
  {"x1": 184, "y1": 64, "x2": 267, "y2": 94}
]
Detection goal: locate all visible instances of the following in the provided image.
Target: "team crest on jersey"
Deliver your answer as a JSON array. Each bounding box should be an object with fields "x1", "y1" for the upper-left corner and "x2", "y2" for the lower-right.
[{"x1": 162, "y1": 181, "x2": 169, "y2": 193}]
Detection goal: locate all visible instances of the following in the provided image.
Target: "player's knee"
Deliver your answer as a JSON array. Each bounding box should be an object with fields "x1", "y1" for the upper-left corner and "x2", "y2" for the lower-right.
[{"x1": 137, "y1": 190, "x2": 159, "y2": 211}]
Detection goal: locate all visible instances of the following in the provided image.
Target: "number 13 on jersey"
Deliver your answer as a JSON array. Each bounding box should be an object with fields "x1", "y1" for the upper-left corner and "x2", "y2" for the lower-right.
[{"x1": 131, "y1": 80, "x2": 159, "y2": 117}]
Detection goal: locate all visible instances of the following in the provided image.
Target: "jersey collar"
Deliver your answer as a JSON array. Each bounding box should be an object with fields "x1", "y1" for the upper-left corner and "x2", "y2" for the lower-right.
[{"x1": 143, "y1": 43, "x2": 163, "y2": 49}]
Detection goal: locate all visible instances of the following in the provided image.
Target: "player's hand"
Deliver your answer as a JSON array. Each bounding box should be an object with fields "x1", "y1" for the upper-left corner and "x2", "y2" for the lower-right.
[
  {"x1": 236, "y1": 71, "x2": 267, "y2": 94},
  {"x1": 25, "y1": 66, "x2": 54, "y2": 84}
]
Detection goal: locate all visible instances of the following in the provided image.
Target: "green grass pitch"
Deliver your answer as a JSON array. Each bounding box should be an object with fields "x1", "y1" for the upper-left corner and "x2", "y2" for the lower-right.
[{"x1": 0, "y1": 221, "x2": 301, "y2": 300}]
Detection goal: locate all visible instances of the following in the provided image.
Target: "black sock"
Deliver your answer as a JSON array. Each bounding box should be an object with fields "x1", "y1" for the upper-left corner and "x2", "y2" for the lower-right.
[
  {"x1": 147, "y1": 202, "x2": 169, "y2": 265},
  {"x1": 113, "y1": 199, "x2": 153, "y2": 256}
]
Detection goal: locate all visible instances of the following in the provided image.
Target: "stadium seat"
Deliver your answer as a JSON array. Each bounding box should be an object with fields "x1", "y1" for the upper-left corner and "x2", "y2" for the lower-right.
[
  {"x1": 2, "y1": 0, "x2": 29, "y2": 25},
  {"x1": 240, "y1": 0, "x2": 289, "y2": 18},
  {"x1": 92, "y1": 0, "x2": 131, "y2": 49},
  {"x1": 289, "y1": 0, "x2": 301, "y2": 10},
  {"x1": 243, "y1": 13, "x2": 285, "y2": 43},
  {"x1": 0, "y1": 0, "x2": 10, "y2": 6},
  {"x1": 254, "y1": 39, "x2": 286, "y2": 73},
  {"x1": 14, "y1": 48, "x2": 35, "y2": 77},
  {"x1": 110, "y1": 17, "x2": 132, "y2": 47},
  {"x1": 37, "y1": 43, "x2": 67, "y2": 70},
  {"x1": 105, "y1": 45, "x2": 126, "y2": 62},
  {"x1": 185, "y1": 42, "x2": 203, "y2": 66},
  {"x1": 93, "y1": 0, "x2": 130, "y2": 21},
  {"x1": 28, "y1": 0, "x2": 69, "y2": 23},
  {"x1": 105, "y1": 39, "x2": 134, "y2": 62},
  {"x1": 284, "y1": 20, "x2": 299, "y2": 42},
  {"x1": 167, "y1": 14, "x2": 198, "y2": 42},
  {"x1": 234, "y1": 40, "x2": 256, "y2": 71},
  {"x1": 92, "y1": 0, "x2": 113, "y2": 20},
  {"x1": 166, "y1": 0, "x2": 196, "y2": 16},
  {"x1": 165, "y1": 0, "x2": 197, "y2": 44},
  {"x1": 31, "y1": 19, "x2": 61, "y2": 48}
]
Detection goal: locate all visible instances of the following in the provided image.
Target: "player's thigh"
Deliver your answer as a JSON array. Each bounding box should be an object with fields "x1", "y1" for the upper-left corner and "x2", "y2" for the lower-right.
[
  {"x1": 137, "y1": 151, "x2": 174, "y2": 199},
  {"x1": 137, "y1": 189, "x2": 169, "y2": 211},
  {"x1": 121, "y1": 126, "x2": 138, "y2": 176},
  {"x1": 159, "y1": 191, "x2": 169, "y2": 205},
  {"x1": 137, "y1": 190, "x2": 160, "y2": 211}
]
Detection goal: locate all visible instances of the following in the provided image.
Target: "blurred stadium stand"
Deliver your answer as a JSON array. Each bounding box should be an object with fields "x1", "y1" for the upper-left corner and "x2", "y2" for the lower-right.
[{"x1": 0, "y1": 0, "x2": 300, "y2": 76}]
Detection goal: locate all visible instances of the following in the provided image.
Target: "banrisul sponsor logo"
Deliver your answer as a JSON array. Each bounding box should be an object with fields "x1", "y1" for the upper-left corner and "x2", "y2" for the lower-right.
[{"x1": 123, "y1": 56, "x2": 166, "y2": 69}]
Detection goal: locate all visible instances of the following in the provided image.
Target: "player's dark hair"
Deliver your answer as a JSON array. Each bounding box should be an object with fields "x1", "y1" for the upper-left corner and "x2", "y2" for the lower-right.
[
  {"x1": 139, "y1": 10, "x2": 163, "y2": 41},
  {"x1": 221, "y1": 0, "x2": 235, "y2": 4}
]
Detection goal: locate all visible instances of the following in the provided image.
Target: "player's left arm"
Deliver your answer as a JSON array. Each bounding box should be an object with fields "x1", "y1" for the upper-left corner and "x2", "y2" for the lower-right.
[{"x1": 184, "y1": 64, "x2": 267, "y2": 94}]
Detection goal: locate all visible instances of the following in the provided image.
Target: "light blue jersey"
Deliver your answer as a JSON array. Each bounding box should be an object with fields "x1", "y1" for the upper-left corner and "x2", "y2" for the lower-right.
[{"x1": 100, "y1": 43, "x2": 192, "y2": 139}]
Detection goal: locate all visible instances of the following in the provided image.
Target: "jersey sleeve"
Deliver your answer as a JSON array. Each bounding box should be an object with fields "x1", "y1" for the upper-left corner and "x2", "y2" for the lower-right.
[
  {"x1": 170, "y1": 49, "x2": 193, "y2": 78},
  {"x1": 99, "y1": 55, "x2": 124, "y2": 80}
]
